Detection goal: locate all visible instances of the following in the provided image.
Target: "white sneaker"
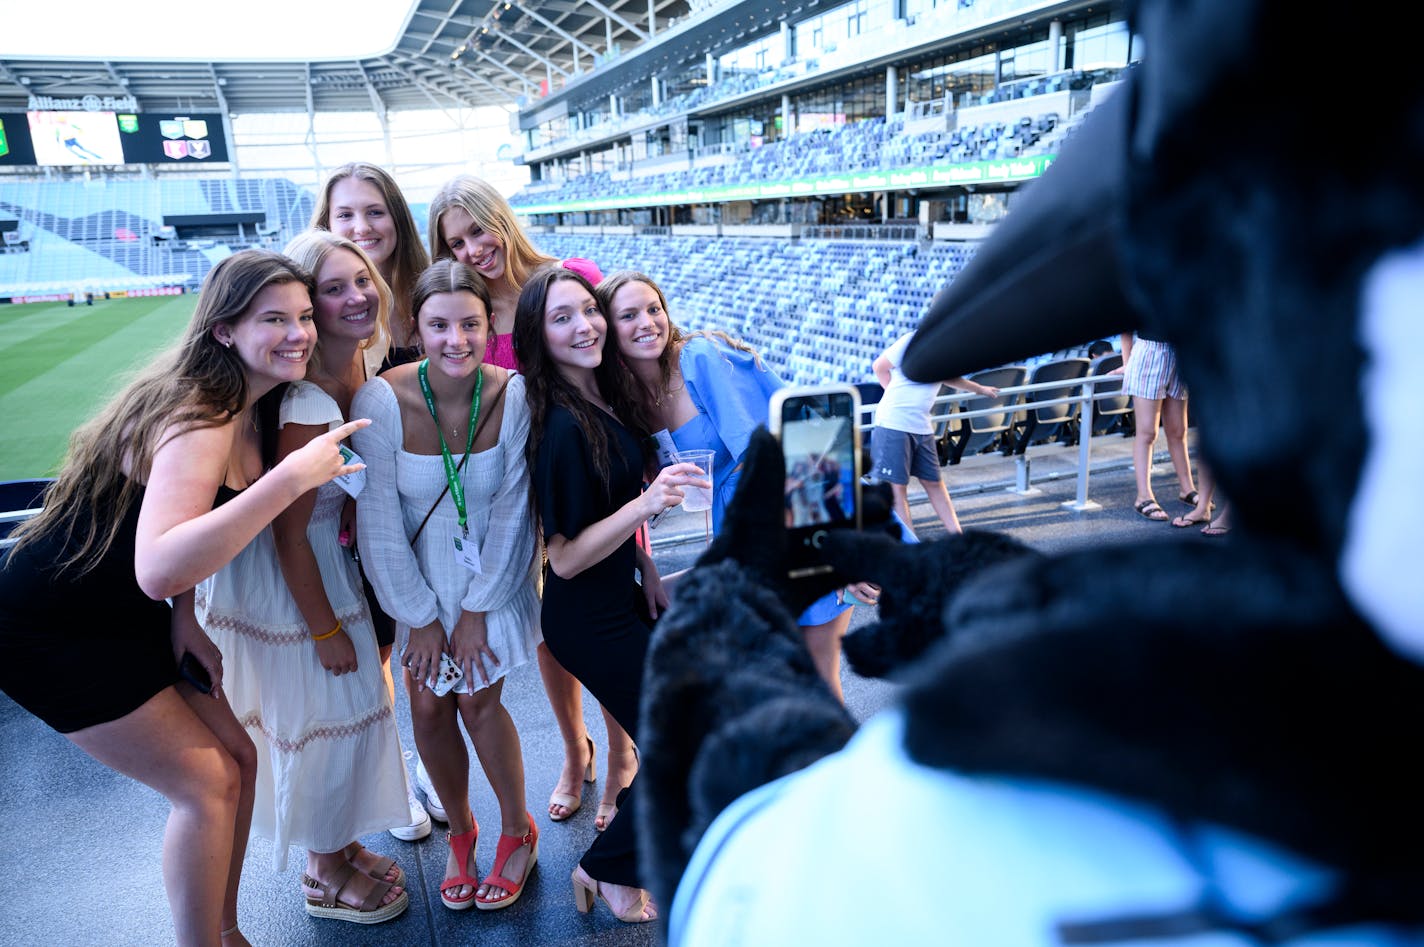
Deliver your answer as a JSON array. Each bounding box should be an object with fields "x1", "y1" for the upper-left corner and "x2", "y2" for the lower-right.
[
  {"x1": 415, "y1": 758, "x2": 448, "y2": 823},
  {"x1": 389, "y1": 788, "x2": 431, "y2": 842}
]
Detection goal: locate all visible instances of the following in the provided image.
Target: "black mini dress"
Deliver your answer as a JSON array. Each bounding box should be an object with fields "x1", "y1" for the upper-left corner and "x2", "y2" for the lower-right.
[{"x1": 0, "y1": 483, "x2": 234, "y2": 733}]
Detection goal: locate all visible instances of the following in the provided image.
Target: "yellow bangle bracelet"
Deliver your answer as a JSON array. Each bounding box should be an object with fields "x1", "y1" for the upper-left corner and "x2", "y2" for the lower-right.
[{"x1": 311, "y1": 620, "x2": 342, "y2": 642}]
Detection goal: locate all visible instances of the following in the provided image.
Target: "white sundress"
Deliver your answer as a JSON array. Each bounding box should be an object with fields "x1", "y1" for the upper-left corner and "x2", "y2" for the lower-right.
[
  {"x1": 196, "y1": 381, "x2": 408, "y2": 870},
  {"x1": 350, "y1": 372, "x2": 540, "y2": 692}
]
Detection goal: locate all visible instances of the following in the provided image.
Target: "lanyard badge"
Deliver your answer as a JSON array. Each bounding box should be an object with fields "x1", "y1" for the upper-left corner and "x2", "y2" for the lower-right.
[{"x1": 418, "y1": 359, "x2": 485, "y2": 572}]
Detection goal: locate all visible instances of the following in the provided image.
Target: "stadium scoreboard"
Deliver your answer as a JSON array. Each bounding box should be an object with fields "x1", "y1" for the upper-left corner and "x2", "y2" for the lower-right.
[{"x1": 0, "y1": 110, "x2": 230, "y2": 166}]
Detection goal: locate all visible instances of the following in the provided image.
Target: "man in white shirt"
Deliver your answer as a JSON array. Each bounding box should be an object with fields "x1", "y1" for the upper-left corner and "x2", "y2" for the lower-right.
[{"x1": 870, "y1": 331, "x2": 998, "y2": 538}]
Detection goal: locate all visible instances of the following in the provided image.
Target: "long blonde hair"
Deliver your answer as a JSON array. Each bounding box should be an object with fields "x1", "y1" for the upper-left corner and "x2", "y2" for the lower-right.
[
  {"x1": 427, "y1": 175, "x2": 555, "y2": 290},
  {"x1": 283, "y1": 229, "x2": 393, "y2": 374},
  {"x1": 310, "y1": 162, "x2": 428, "y2": 343},
  {"x1": 7, "y1": 250, "x2": 315, "y2": 575}
]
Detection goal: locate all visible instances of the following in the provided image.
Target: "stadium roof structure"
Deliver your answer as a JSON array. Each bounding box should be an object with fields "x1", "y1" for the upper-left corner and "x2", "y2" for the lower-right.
[{"x1": 0, "y1": 0, "x2": 706, "y2": 114}]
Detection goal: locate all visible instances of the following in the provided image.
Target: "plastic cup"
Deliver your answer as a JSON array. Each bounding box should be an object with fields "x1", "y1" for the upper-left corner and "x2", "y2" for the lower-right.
[{"x1": 674, "y1": 449, "x2": 715, "y2": 513}]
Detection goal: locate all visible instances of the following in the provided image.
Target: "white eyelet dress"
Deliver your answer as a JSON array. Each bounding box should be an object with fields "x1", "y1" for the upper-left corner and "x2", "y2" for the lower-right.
[{"x1": 196, "y1": 380, "x2": 409, "y2": 869}]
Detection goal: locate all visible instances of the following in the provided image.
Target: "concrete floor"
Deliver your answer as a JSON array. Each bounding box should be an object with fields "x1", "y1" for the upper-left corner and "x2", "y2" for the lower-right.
[{"x1": 0, "y1": 426, "x2": 1221, "y2": 946}]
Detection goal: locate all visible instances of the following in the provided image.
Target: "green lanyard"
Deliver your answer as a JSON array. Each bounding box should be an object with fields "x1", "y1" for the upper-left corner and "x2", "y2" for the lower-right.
[{"x1": 417, "y1": 358, "x2": 483, "y2": 533}]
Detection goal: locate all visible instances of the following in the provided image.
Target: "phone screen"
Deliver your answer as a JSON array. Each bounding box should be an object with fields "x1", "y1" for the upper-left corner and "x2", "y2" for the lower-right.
[{"x1": 778, "y1": 389, "x2": 860, "y2": 575}]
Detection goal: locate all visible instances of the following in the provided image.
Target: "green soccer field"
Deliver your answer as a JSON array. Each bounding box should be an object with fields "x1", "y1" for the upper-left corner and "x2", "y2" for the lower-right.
[{"x1": 0, "y1": 295, "x2": 198, "y2": 481}]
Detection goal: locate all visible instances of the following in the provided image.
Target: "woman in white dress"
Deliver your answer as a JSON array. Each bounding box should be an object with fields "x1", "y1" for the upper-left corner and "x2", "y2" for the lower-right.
[
  {"x1": 197, "y1": 232, "x2": 410, "y2": 924},
  {"x1": 352, "y1": 259, "x2": 542, "y2": 913}
]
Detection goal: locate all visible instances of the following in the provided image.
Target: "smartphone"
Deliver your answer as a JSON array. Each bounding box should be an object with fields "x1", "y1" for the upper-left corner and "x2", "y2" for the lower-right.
[
  {"x1": 768, "y1": 384, "x2": 863, "y2": 577},
  {"x1": 178, "y1": 651, "x2": 214, "y2": 695},
  {"x1": 430, "y1": 652, "x2": 465, "y2": 697}
]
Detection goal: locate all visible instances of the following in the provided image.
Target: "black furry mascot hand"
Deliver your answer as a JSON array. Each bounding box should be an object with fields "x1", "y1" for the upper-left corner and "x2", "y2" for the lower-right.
[
  {"x1": 824, "y1": 528, "x2": 1039, "y2": 679},
  {"x1": 638, "y1": 428, "x2": 860, "y2": 908},
  {"x1": 640, "y1": 427, "x2": 1049, "y2": 911}
]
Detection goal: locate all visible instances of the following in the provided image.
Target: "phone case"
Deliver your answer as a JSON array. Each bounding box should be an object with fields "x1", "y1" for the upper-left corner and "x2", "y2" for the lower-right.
[
  {"x1": 178, "y1": 652, "x2": 213, "y2": 694},
  {"x1": 430, "y1": 652, "x2": 464, "y2": 697}
]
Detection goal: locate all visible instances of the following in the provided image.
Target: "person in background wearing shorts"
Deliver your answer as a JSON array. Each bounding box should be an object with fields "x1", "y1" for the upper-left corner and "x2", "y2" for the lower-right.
[
  {"x1": 870, "y1": 331, "x2": 999, "y2": 538},
  {"x1": 1118, "y1": 332, "x2": 1199, "y2": 522}
]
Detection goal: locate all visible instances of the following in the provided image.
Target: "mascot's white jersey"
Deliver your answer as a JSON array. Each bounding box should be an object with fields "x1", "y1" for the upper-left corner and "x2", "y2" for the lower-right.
[
  {"x1": 670, "y1": 713, "x2": 1402, "y2": 947},
  {"x1": 1342, "y1": 238, "x2": 1424, "y2": 665}
]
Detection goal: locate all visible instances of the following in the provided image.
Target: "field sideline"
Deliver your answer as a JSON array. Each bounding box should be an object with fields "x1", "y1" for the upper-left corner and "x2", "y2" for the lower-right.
[{"x1": 0, "y1": 295, "x2": 198, "y2": 481}]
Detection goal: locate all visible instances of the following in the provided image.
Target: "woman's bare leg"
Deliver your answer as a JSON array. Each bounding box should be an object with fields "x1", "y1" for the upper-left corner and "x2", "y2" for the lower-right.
[
  {"x1": 596, "y1": 709, "x2": 636, "y2": 831},
  {"x1": 537, "y1": 643, "x2": 593, "y2": 820},
  {"x1": 1131, "y1": 395, "x2": 1165, "y2": 505},
  {"x1": 68, "y1": 687, "x2": 246, "y2": 947},
  {"x1": 801, "y1": 608, "x2": 855, "y2": 704},
  {"x1": 407, "y1": 670, "x2": 476, "y2": 897},
  {"x1": 177, "y1": 685, "x2": 257, "y2": 943},
  {"x1": 458, "y1": 680, "x2": 534, "y2": 901},
  {"x1": 1161, "y1": 396, "x2": 1195, "y2": 500}
]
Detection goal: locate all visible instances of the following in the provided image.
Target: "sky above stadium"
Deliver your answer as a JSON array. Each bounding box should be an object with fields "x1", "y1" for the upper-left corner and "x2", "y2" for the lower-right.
[{"x1": 1, "y1": 0, "x2": 417, "y2": 61}]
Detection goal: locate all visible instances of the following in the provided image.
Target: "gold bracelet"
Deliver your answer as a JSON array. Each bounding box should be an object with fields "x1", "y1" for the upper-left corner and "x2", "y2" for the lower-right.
[{"x1": 311, "y1": 620, "x2": 342, "y2": 642}]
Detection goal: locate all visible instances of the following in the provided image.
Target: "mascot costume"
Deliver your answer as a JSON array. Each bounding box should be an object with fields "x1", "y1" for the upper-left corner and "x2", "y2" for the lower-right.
[{"x1": 638, "y1": 0, "x2": 1424, "y2": 942}]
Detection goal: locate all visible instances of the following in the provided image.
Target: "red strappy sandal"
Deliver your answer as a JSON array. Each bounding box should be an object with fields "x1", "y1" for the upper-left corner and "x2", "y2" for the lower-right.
[
  {"x1": 440, "y1": 823, "x2": 480, "y2": 911},
  {"x1": 474, "y1": 813, "x2": 539, "y2": 911}
]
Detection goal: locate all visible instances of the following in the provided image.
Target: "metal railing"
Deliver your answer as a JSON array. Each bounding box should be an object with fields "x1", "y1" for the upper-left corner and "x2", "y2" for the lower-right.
[{"x1": 860, "y1": 372, "x2": 1129, "y2": 511}]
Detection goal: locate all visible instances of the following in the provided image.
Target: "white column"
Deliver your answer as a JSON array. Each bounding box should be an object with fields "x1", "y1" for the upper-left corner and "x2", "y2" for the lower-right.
[
  {"x1": 782, "y1": 93, "x2": 792, "y2": 136},
  {"x1": 1049, "y1": 19, "x2": 1063, "y2": 72},
  {"x1": 781, "y1": 20, "x2": 792, "y2": 63},
  {"x1": 652, "y1": 75, "x2": 661, "y2": 107},
  {"x1": 886, "y1": 65, "x2": 898, "y2": 119},
  {"x1": 648, "y1": 0, "x2": 657, "y2": 36}
]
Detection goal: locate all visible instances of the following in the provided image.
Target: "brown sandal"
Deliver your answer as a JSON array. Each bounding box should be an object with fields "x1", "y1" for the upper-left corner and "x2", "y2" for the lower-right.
[{"x1": 302, "y1": 860, "x2": 408, "y2": 925}]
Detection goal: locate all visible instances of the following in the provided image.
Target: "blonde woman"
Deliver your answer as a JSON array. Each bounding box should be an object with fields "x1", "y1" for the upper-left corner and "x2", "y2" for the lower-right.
[
  {"x1": 312, "y1": 162, "x2": 436, "y2": 837},
  {"x1": 197, "y1": 232, "x2": 410, "y2": 924}
]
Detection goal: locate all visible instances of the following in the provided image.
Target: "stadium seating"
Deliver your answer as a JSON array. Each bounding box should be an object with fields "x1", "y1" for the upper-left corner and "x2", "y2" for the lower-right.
[
  {"x1": 937, "y1": 365, "x2": 1029, "y2": 465},
  {"x1": 0, "y1": 177, "x2": 315, "y2": 297},
  {"x1": 512, "y1": 106, "x2": 1071, "y2": 212},
  {"x1": 1009, "y1": 356, "x2": 1090, "y2": 454},
  {"x1": 1088, "y1": 351, "x2": 1134, "y2": 436},
  {"x1": 532, "y1": 232, "x2": 981, "y2": 386}
]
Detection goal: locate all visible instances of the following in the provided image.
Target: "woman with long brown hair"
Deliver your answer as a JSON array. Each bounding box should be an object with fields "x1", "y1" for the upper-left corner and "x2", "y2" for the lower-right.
[
  {"x1": 312, "y1": 161, "x2": 430, "y2": 370},
  {"x1": 0, "y1": 249, "x2": 366, "y2": 946},
  {"x1": 312, "y1": 162, "x2": 437, "y2": 839},
  {"x1": 353, "y1": 259, "x2": 542, "y2": 913},
  {"x1": 514, "y1": 264, "x2": 705, "y2": 923}
]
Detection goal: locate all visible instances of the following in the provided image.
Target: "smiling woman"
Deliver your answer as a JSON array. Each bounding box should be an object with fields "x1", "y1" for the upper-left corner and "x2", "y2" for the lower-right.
[
  {"x1": 193, "y1": 231, "x2": 411, "y2": 925},
  {"x1": 0, "y1": 248, "x2": 368, "y2": 946},
  {"x1": 352, "y1": 258, "x2": 543, "y2": 916}
]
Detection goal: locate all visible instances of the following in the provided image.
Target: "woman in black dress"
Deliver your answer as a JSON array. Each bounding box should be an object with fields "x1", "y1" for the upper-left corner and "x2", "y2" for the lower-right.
[
  {"x1": 0, "y1": 250, "x2": 367, "y2": 947},
  {"x1": 512, "y1": 264, "x2": 705, "y2": 923}
]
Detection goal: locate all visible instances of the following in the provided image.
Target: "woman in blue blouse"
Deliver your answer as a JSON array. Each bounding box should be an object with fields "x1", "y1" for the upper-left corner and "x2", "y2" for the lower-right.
[{"x1": 598, "y1": 270, "x2": 876, "y2": 702}]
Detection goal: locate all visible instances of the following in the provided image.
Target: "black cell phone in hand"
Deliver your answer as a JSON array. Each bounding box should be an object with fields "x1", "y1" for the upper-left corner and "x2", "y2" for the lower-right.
[
  {"x1": 769, "y1": 384, "x2": 863, "y2": 578},
  {"x1": 178, "y1": 651, "x2": 214, "y2": 694}
]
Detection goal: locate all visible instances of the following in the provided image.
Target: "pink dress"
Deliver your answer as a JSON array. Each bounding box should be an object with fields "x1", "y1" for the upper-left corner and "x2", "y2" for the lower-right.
[{"x1": 486, "y1": 332, "x2": 518, "y2": 371}]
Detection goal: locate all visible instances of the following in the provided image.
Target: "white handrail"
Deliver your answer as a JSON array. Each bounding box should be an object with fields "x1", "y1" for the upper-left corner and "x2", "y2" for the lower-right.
[{"x1": 858, "y1": 372, "x2": 1128, "y2": 508}]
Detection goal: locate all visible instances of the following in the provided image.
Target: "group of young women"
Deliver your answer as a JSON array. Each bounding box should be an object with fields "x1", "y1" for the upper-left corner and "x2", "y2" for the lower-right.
[{"x1": 0, "y1": 162, "x2": 870, "y2": 944}]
